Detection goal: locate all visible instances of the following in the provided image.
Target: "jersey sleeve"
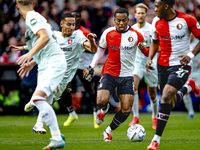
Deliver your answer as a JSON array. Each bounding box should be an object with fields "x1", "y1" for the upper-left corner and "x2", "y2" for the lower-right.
[
  {"x1": 26, "y1": 13, "x2": 46, "y2": 35},
  {"x1": 78, "y1": 32, "x2": 88, "y2": 50},
  {"x1": 136, "y1": 31, "x2": 144, "y2": 45},
  {"x1": 98, "y1": 30, "x2": 108, "y2": 49},
  {"x1": 151, "y1": 17, "x2": 159, "y2": 40},
  {"x1": 186, "y1": 15, "x2": 200, "y2": 38}
]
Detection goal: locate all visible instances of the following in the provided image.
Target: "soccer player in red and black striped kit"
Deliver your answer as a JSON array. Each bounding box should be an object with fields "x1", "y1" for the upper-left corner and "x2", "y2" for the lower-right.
[{"x1": 146, "y1": 0, "x2": 200, "y2": 149}]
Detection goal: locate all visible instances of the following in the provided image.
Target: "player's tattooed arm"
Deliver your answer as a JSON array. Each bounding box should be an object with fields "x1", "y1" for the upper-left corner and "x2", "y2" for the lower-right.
[{"x1": 84, "y1": 33, "x2": 97, "y2": 53}]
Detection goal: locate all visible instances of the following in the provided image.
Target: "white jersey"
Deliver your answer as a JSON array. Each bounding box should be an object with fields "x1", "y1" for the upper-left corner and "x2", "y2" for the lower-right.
[
  {"x1": 25, "y1": 10, "x2": 63, "y2": 71},
  {"x1": 54, "y1": 30, "x2": 87, "y2": 98},
  {"x1": 54, "y1": 30, "x2": 87, "y2": 72},
  {"x1": 132, "y1": 22, "x2": 157, "y2": 67}
]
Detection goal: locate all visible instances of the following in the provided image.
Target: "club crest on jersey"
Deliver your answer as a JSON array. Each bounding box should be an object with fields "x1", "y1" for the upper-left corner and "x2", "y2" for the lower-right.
[
  {"x1": 197, "y1": 22, "x2": 200, "y2": 29},
  {"x1": 144, "y1": 32, "x2": 148, "y2": 38},
  {"x1": 68, "y1": 39, "x2": 73, "y2": 44},
  {"x1": 177, "y1": 23, "x2": 183, "y2": 30},
  {"x1": 30, "y1": 18, "x2": 37, "y2": 25},
  {"x1": 128, "y1": 36, "x2": 133, "y2": 42}
]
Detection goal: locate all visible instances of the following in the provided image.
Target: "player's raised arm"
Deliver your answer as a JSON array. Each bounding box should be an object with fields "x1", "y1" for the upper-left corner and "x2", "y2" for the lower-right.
[{"x1": 83, "y1": 33, "x2": 97, "y2": 53}]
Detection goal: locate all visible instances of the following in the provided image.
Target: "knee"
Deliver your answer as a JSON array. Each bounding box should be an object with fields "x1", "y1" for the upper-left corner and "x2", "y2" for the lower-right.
[
  {"x1": 97, "y1": 95, "x2": 109, "y2": 106},
  {"x1": 162, "y1": 92, "x2": 173, "y2": 103},
  {"x1": 149, "y1": 92, "x2": 157, "y2": 100},
  {"x1": 121, "y1": 107, "x2": 131, "y2": 116}
]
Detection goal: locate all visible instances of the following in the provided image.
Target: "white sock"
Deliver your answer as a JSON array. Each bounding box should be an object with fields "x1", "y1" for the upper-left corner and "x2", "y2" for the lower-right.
[
  {"x1": 93, "y1": 111, "x2": 97, "y2": 117},
  {"x1": 69, "y1": 110, "x2": 76, "y2": 117},
  {"x1": 151, "y1": 97, "x2": 158, "y2": 119},
  {"x1": 105, "y1": 126, "x2": 112, "y2": 134},
  {"x1": 33, "y1": 97, "x2": 62, "y2": 141},
  {"x1": 183, "y1": 94, "x2": 194, "y2": 115},
  {"x1": 152, "y1": 134, "x2": 161, "y2": 144},
  {"x1": 184, "y1": 85, "x2": 192, "y2": 93},
  {"x1": 132, "y1": 91, "x2": 139, "y2": 118}
]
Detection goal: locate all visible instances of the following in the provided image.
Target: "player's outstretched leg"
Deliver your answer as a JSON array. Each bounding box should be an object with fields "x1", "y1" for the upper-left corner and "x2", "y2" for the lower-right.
[
  {"x1": 147, "y1": 78, "x2": 200, "y2": 150},
  {"x1": 96, "y1": 103, "x2": 110, "y2": 125}
]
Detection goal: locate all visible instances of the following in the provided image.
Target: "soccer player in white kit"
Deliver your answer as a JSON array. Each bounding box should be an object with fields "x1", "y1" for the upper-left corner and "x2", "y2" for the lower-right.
[
  {"x1": 61, "y1": 12, "x2": 99, "y2": 129},
  {"x1": 128, "y1": 3, "x2": 159, "y2": 130},
  {"x1": 12, "y1": 12, "x2": 97, "y2": 134},
  {"x1": 15, "y1": 0, "x2": 66, "y2": 149},
  {"x1": 146, "y1": 0, "x2": 200, "y2": 149}
]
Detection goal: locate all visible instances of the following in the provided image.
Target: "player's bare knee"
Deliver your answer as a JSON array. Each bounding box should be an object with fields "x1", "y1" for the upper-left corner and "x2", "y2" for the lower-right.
[
  {"x1": 121, "y1": 108, "x2": 131, "y2": 115},
  {"x1": 162, "y1": 92, "x2": 174, "y2": 104}
]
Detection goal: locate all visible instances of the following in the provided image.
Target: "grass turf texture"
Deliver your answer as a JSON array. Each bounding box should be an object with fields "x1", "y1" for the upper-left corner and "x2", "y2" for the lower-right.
[{"x1": 0, "y1": 113, "x2": 200, "y2": 150}]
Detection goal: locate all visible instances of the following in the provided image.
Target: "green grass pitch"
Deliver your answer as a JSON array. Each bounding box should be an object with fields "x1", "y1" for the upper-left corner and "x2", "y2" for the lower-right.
[{"x1": 0, "y1": 113, "x2": 200, "y2": 150}]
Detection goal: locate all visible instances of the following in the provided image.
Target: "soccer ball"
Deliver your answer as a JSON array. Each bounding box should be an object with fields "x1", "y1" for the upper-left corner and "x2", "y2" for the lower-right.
[{"x1": 127, "y1": 124, "x2": 146, "y2": 142}]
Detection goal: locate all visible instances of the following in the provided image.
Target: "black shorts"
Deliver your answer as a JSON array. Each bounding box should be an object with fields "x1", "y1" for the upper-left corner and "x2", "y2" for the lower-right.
[
  {"x1": 97, "y1": 73, "x2": 134, "y2": 96},
  {"x1": 158, "y1": 65, "x2": 191, "y2": 94}
]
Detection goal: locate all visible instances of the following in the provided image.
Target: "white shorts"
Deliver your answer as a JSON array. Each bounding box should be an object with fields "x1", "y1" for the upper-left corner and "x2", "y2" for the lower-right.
[
  {"x1": 133, "y1": 65, "x2": 158, "y2": 88},
  {"x1": 55, "y1": 67, "x2": 78, "y2": 100},
  {"x1": 36, "y1": 53, "x2": 66, "y2": 97}
]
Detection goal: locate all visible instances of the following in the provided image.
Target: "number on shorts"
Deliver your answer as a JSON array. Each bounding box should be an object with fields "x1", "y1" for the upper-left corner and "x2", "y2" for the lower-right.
[{"x1": 176, "y1": 68, "x2": 189, "y2": 78}]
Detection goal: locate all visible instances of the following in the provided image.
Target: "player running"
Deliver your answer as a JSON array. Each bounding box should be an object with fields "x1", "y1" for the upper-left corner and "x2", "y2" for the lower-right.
[
  {"x1": 62, "y1": 12, "x2": 99, "y2": 129},
  {"x1": 11, "y1": 12, "x2": 97, "y2": 136},
  {"x1": 83, "y1": 7, "x2": 149, "y2": 141},
  {"x1": 146, "y1": 0, "x2": 200, "y2": 149},
  {"x1": 15, "y1": 0, "x2": 66, "y2": 149},
  {"x1": 128, "y1": 3, "x2": 159, "y2": 130}
]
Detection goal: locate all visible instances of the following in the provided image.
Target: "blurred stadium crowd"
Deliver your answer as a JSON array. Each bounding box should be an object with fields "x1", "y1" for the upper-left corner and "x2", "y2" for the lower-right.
[{"x1": 0, "y1": 0, "x2": 200, "y2": 115}]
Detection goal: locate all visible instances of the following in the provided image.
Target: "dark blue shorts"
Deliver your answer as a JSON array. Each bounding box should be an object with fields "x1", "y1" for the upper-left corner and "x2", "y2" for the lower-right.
[
  {"x1": 97, "y1": 73, "x2": 134, "y2": 96},
  {"x1": 157, "y1": 65, "x2": 191, "y2": 94}
]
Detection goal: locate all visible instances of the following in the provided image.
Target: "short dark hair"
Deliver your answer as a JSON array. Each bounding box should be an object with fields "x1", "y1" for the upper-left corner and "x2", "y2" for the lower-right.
[
  {"x1": 16, "y1": 0, "x2": 33, "y2": 5},
  {"x1": 61, "y1": 13, "x2": 75, "y2": 21},
  {"x1": 114, "y1": 7, "x2": 129, "y2": 17},
  {"x1": 161, "y1": 0, "x2": 175, "y2": 7}
]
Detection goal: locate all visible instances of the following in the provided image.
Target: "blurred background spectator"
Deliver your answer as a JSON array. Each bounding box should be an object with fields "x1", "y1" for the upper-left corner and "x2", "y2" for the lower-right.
[{"x1": 1, "y1": 0, "x2": 200, "y2": 115}]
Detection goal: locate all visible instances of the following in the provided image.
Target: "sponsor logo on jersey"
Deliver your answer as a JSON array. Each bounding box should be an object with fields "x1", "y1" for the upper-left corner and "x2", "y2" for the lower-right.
[
  {"x1": 144, "y1": 32, "x2": 148, "y2": 38},
  {"x1": 61, "y1": 47, "x2": 72, "y2": 51},
  {"x1": 68, "y1": 39, "x2": 73, "y2": 44},
  {"x1": 128, "y1": 36, "x2": 133, "y2": 42},
  {"x1": 30, "y1": 18, "x2": 37, "y2": 25},
  {"x1": 197, "y1": 22, "x2": 200, "y2": 29},
  {"x1": 110, "y1": 36, "x2": 114, "y2": 40},
  {"x1": 109, "y1": 45, "x2": 134, "y2": 50},
  {"x1": 160, "y1": 34, "x2": 185, "y2": 40},
  {"x1": 176, "y1": 23, "x2": 183, "y2": 30}
]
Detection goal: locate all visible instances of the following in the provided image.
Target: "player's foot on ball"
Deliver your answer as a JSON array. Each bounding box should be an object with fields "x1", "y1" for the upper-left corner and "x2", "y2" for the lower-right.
[
  {"x1": 102, "y1": 130, "x2": 112, "y2": 142},
  {"x1": 32, "y1": 123, "x2": 46, "y2": 134},
  {"x1": 152, "y1": 118, "x2": 157, "y2": 130},
  {"x1": 24, "y1": 101, "x2": 34, "y2": 112},
  {"x1": 63, "y1": 114, "x2": 78, "y2": 126},
  {"x1": 187, "y1": 114, "x2": 195, "y2": 119},
  {"x1": 147, "y1": 141, "x2": 159, "y2": 150},
  {"x1": 129, "y1": 116, "x2": 140, "y2": 127},
  {"x1": 94, "y1": 116, "x2": 100, "y2": 129},
  {"x1": 186, "y1": 78, "x2": 200, "y2": 95},
  {"x1": 96, "y1": 103, "x2": 110, "y2": 125},
  {"x1": 43, "y1": 138, "x2": 65, "y2": 150}
]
